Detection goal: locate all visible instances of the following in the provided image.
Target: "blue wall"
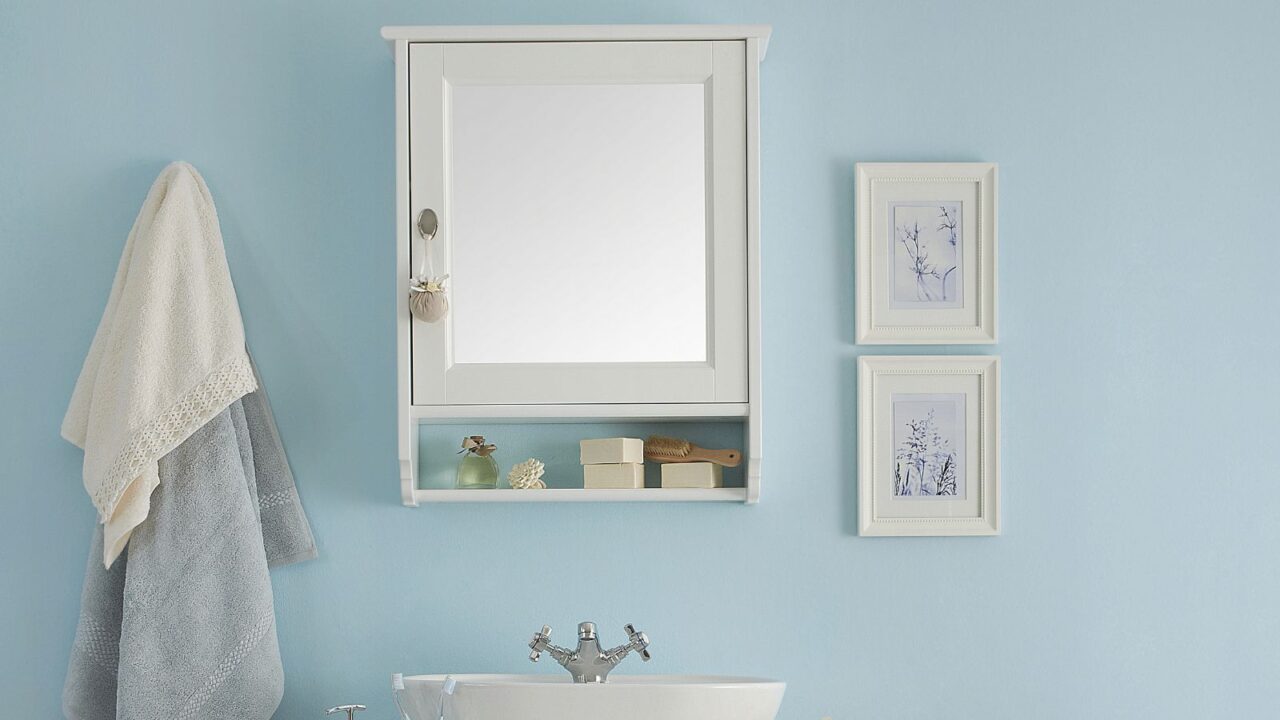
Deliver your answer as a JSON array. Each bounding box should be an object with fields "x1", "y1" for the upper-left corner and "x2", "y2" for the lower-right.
[{"x1": 4, "y1": 1, "x2": 1279, "y2": 718}]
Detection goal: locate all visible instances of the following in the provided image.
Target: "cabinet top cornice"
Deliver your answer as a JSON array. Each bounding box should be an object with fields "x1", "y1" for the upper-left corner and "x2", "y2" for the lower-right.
[{"x1": 379, "y1": 25, "x2": 772, "y2": 61}]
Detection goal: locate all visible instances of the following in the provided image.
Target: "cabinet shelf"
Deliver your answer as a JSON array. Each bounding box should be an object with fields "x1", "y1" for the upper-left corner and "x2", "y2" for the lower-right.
[
  {"x1": 409, "y1": 417, "x2": 752, "y2": 505},
  {"x1": 412, "y1": 487, "x2": 748, "y2": 503}
]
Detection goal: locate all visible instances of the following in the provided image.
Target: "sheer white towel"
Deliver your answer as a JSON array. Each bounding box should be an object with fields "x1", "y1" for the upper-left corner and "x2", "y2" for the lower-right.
[{"x1": 61, "y1": 162, "x2": 257, "y2": 566}]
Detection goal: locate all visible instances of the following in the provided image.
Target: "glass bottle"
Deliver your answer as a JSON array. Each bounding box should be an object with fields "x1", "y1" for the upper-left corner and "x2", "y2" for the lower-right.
[{"x1": 455, "y1": 435, "x2": 499, "y2": 489}]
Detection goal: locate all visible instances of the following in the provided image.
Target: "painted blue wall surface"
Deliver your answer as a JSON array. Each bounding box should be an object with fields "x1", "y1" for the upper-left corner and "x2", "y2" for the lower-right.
[{"x1": 3, "y1": 1, "x2": 1279, "y2": 718}]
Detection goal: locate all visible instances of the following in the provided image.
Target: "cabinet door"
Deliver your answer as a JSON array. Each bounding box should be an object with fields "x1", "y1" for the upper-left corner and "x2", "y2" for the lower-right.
[{"x1": 408, "y1": 40, "x2": 747, "y2": 405}]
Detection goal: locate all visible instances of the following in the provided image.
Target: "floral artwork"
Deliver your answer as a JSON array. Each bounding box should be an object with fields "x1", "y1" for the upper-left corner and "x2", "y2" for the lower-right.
[
  {"x1": 892, "y1": 393, "x2": 965, "y2": 498},
  {"x1": 889, "y1": 203, "x2": 962, "y2": 308}
]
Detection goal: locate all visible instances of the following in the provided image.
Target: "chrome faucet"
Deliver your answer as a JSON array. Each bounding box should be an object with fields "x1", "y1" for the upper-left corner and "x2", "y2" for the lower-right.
[{"x1": 528, "y1": 621, "x2": 651, "y2": 683}]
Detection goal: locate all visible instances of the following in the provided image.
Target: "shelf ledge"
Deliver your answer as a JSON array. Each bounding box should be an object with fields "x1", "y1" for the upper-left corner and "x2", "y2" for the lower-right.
[{"x1": 411, "y1": 488, "x2": 748, "y2": 503}]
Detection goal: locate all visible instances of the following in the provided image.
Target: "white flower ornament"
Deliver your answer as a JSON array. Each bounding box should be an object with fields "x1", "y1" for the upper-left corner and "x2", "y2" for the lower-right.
[{"x1": 507, "y1": 458, "x2": 546, "y2": 489}]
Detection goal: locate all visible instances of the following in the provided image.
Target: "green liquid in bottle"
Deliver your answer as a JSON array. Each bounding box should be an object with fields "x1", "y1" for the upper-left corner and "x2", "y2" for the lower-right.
[{"x1": 455, "y1": 453, "x2": 499, "y2": 489}]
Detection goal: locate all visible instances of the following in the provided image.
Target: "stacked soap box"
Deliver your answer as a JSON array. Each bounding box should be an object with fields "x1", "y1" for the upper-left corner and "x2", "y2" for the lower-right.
[
  {"x1": 660, "y1": 462, "x2": 723, "y2": 488},
  {"x1": 580, "y1": 438, "x2": 644, "y2": 489}
]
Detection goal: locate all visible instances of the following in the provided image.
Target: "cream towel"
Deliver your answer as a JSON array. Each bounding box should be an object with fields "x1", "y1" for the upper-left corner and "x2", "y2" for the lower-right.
[{"x1": 62, "y1": 162, "x2": 257, "y2": 567}]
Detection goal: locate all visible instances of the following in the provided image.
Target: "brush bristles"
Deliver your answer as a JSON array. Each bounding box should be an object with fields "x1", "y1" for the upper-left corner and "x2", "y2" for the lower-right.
[{"x1": 645, "y1": 435, "x2": 692, "y2": 458}]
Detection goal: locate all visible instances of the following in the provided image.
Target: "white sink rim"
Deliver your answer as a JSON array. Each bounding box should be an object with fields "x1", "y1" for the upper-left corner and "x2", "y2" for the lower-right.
[
  {"x1": 397, "y1": 673, "x2": 786, "y2": 720},
  {"x1": 403, "y1": 673, "x2": 784, "y2": 688}
]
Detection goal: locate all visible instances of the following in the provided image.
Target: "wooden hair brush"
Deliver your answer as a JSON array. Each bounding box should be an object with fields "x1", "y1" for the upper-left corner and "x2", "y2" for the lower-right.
[{"x1": 644, "y1": 435, "x2": 741, "y2": 467}]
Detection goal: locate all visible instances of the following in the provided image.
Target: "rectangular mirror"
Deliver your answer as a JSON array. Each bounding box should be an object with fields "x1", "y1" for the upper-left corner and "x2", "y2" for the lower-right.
[{"x1": 449, "y1": 82, "x2": 709, "y2": 364}]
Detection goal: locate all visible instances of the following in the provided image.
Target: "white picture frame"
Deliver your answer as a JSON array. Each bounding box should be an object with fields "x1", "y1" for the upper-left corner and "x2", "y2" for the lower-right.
[
  {"x1": 856, "y1": 163, "x2": 997, "y2": 344},
  {"x1": 858, "y1": 355, "x2": 1000, "y2": 536}
]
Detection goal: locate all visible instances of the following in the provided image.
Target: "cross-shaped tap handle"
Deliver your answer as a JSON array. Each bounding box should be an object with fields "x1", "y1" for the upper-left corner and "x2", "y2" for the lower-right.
[
  {"x1": 529, "y1": 625, "x2": 552, "y2": 662},
  {"x1": 324, "y1": 705, "x2": 366, "y2": 720},
  {"x1": 624, "y1": 623, "x2": 651, "y2": 661}
]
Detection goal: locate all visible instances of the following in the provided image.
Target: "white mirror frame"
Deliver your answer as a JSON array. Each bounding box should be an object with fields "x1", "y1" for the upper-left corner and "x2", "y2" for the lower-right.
[{"x1": 407, "y1": 39, "x2": 747, "y2": 406}]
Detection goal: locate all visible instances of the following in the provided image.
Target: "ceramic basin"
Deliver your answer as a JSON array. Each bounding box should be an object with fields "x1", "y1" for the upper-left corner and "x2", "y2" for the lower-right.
[{"x1": 396, "y1": 674, "x2": 785, "y2": 720}]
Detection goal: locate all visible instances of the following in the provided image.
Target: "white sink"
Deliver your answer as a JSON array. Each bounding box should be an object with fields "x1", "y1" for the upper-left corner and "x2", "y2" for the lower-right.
[{"x1": 396, "y1": 674, "x2": 785, "y2": 720}]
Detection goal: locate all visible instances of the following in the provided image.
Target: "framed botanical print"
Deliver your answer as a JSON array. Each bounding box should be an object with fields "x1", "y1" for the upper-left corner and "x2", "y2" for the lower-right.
[
  {"x1": 856, "y1": 163, "x2": 997, "y2": 344},
  {"x1": 858, "y1": 355, "x2": 1000, "y2": 536}
]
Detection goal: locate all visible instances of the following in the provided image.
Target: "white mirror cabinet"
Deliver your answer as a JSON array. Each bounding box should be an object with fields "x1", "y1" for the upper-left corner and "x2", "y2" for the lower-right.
[{"x1": 382, "y1": 25, "x2": 770, "y2": 505}]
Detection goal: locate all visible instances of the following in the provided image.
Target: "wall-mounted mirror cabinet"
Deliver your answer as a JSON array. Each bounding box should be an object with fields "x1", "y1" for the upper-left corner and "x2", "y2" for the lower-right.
[{"x1": 383, "y1": 25, "x2": 770, "y2": 505}]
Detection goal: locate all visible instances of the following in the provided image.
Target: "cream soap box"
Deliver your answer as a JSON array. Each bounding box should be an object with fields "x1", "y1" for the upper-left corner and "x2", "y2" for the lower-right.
[
  {"x1": 660, "y1": 462, "x2": 723, "y2": 489},
  {"x1": 580, "y1": 437, "x2": 644, "y2": 465},
  {"x1": 583, "y1": 462, "x2": 645, "y2": 489}
]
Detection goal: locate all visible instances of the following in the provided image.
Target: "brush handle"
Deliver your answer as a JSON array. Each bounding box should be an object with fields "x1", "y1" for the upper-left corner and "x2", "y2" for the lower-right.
[{"x1": 646, "y1": 446, "x2": 742, "y2": 468}]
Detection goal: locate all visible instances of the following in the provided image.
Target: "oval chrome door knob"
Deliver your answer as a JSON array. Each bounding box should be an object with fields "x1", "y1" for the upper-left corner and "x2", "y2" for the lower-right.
[{"x1": 416, "y1": 208, "x2": 438, "y2": 241}]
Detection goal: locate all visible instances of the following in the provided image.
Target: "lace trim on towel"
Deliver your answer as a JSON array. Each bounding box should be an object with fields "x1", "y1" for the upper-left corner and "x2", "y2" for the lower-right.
[{"x1": 91, "y1": 353, "x2": 258, "y2": 520}]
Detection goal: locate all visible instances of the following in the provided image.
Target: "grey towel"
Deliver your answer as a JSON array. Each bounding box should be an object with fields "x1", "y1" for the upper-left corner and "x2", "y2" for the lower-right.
[{"x1": 62, "y1": 377, "x2": 316, "y2": 720}]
